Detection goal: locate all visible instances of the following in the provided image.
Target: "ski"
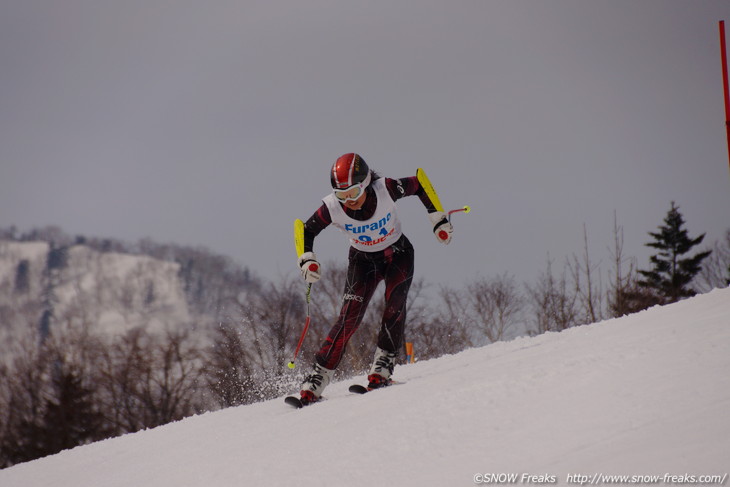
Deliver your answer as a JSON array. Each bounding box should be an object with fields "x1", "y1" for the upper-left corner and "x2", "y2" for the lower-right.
[
  {"x1": 284, "y1": 394, "x2": 325, "y2": 409},
  {"x1": 284, "y1": 395, "x2": 304, "y2": 408},
  {"x1": 348, "y1": 380, "x2": 401, "y2": 395},
  {"x1": 287, "y1": 381, "x2": 401, "y2": 406},
  {"x1": 348, "y1": 384, "x2": 370, "y2": 394}
]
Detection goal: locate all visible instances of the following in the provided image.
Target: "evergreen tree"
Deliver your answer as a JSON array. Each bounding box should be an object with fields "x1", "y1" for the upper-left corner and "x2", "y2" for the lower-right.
[
  {"x1": 10, "y1": 365, "x2": 108, "y2": 464},
  {"x1": 638, "y1": 202, "x2": 712, "y2": 303},
  {"x1": 14, "y1": 259, "x2": 30, "y2": 293}
]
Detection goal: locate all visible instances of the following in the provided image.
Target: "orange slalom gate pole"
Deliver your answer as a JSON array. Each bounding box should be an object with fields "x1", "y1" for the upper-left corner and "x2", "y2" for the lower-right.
[{"x1": 405, "y1": 342, "x2": 415, "y2": 363}]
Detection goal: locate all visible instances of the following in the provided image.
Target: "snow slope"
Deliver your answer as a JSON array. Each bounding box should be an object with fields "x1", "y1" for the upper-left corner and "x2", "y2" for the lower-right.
[{"x1": 2, "y1": 288, "x2": 729, "y2": 487}]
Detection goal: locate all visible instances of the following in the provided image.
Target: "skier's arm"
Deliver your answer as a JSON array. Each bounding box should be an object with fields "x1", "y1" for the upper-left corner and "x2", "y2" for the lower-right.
[
  {"x1": 303, "y1": 203, "x2": 332, "y2": 253},
  {"x1": 387, "y1": 176, "x2": 452, "y2": 244},
  {"x1": 386, "y1": 176, "x2": 438, "y2": 212}
]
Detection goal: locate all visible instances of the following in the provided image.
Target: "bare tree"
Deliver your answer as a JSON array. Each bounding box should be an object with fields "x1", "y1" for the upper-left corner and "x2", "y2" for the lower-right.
[
  {"x1": 606, "y1": 212, "x2": 638, "y2": 317},
  {"x1": 409, "y1": 285, "x2": 474, "y2": 359},
  {"x1": 246, "y1": 277, "x2": 303, "y2": 372},
  {"x1": 0, "y1": 324, "x2": 111, "y2": 468},
  {"x1": 0, "y1": 334, "x2": 49, "y2": 467},
  {"x1": 696, "y1": 228, "x2": 730, "y2": 292},
  {"x1": 96, "y1": 328, "x2": 207, "y2": 433},
  {"x1": 568, "y1": 224, "x2": 604, "y2": 324},
  {"x1": 206, "y1": 321, "x2": 259, "y2": 407},
  {"x1": 526, "y1": 257, "x2": 579, "y2": 334},
  {"x1": 205, "y1": 275, "x2": 310, "y2": 406},
  {"x1": 466, "y1": 274, "x2": 524, "y2": 343}
]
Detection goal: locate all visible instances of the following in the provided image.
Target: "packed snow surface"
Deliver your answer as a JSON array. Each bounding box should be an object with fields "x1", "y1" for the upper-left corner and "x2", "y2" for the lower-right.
[{"x1": 2, "y1": 288, "x2": 729, "y2": 487}]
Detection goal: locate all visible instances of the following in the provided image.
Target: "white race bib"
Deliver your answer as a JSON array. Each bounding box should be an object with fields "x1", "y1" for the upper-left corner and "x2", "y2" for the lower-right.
[{"x1": 323, "y1": 178, "x2": 403, "y2": 252}]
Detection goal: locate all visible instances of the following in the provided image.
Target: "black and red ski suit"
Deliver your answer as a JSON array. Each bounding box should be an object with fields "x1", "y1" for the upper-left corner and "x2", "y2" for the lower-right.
[{"x1": 303, "y1": 175, "x2": 436, "y2": 370}]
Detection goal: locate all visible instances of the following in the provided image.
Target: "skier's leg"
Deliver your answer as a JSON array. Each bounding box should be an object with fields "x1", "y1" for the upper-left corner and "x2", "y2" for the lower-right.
[
  {"x1": 377, "y1": 238, "x2": 414, "y2": 353},
  {"x1": 369, "y1": 238, "x2": 414, "y2": 385},
  {"x1": 315, "y1": 252, "x2": 382, "y2": 371}
]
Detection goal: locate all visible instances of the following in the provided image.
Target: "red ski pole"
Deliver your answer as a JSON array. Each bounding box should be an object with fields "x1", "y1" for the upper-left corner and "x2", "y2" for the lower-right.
[
  {"x1": 288, "y1": 218, "x2": 315, "y2": 369},
  {"x1": 287, "y1": 281, "x2": 313, "y2": 369},
  {"x1": 447, "y1": 205, "x2": 471, "y2": 222}
]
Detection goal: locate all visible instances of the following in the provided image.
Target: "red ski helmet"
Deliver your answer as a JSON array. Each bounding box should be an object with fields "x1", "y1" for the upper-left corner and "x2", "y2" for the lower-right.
[{"x1": 330, "y1": 153, "x2": 371, "y2": 202}]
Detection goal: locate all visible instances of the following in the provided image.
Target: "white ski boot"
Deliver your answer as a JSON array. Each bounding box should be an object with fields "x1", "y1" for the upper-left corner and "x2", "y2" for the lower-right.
[
  {"x1": 300, "y1": 362, "x2": 334, "y2": 404},
  {"x1": 367, "y1": 347, "x2": 397, "y2": 389}
]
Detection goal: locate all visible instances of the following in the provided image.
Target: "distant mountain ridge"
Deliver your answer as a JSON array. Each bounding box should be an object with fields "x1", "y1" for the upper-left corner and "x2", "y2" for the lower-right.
[
  {"x1": 1, "y1": 240, "x2": 189, "y2": 348},
  {"x1": 0, "y1": 235, "x2": 258, "y2": 354}
]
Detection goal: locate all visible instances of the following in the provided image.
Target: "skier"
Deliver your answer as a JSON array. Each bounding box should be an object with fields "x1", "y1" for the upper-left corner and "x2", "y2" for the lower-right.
[{"x1": 296, "y1": 153, "x2": 453, "y2": 405}]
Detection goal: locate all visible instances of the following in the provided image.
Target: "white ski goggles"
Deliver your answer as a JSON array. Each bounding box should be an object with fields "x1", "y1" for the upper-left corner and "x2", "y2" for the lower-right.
[{"x1": 333, "y1": 173, "x2": 371, "y2": 202}]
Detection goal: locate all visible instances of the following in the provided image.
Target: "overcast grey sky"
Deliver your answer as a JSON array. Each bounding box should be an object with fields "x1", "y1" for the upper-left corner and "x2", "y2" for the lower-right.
[{"x1": 1, "y1": 0, "x2": 728, "y2": 289}]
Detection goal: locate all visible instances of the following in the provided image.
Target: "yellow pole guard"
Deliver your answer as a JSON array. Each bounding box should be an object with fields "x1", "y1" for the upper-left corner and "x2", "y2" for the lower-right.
[
  {"x1": 416, "y1": 168, "x2": 444, "y2": 213},
  {"x1": 294, "y1": 219, "x2": 305, "y2": 258}
]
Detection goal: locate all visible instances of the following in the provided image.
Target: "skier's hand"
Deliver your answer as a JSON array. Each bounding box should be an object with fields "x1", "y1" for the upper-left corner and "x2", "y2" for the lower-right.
[
  {"x1": 298, "y1": 252, "x2": 321, "y2": 283},
  {"x1": 428, "y1": 212, "x2": 453, "y2": 245}
]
